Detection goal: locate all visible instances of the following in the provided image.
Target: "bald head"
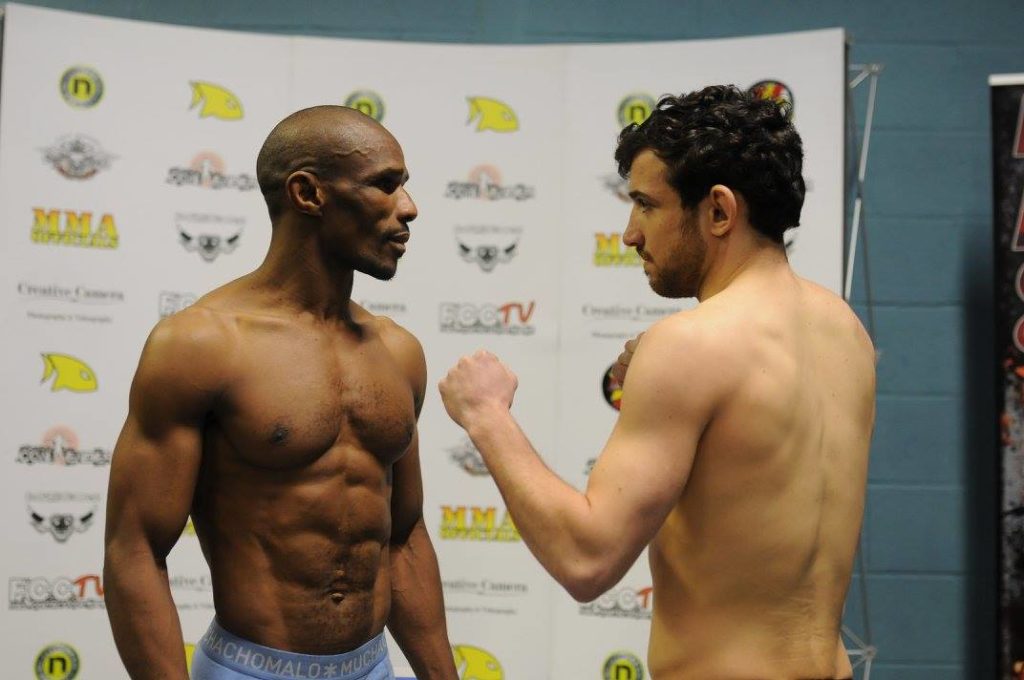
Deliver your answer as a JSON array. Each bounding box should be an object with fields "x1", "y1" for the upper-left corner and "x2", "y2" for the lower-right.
[{"x1": 256, "y1": 105, "x2": 396, "y2": 220}]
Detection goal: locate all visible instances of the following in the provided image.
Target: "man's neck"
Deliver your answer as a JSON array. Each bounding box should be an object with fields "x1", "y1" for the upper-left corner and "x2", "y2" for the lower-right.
[
  {"x1": 250, "y1": 223, "x2": 356, "y2": 322},
  {"x1": 697, "y1": 237, "x2": 789, "y2": 302}
]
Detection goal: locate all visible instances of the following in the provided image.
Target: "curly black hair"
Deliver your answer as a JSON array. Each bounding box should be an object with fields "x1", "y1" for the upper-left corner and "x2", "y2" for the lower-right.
[{"x1": 615, "y1": 85, "x2": 805, "y2": 243}]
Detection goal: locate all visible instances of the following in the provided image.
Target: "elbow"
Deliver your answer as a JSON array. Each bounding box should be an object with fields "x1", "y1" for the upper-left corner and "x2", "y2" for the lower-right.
[{"x1": 560, "y1": 561, "x2": 618, "y2": 603}]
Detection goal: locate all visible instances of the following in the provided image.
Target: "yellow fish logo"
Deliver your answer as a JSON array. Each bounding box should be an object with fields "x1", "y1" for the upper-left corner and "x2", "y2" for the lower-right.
[
  {"x1": 467, "y1": 97, "x2": 518, "y2": 132},
  {"x1": 41, "y1": 353, "x2": 98, "y2": 393},
  {"x1": 452, "y1": 644, "x2": 503, "y2": 680},
  {"x1": 189, "y1": 81, "x2": 244, "y2": 120}
]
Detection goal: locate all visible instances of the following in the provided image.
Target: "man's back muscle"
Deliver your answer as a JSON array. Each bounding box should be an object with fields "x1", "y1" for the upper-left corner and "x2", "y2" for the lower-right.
[{"x1": 648, "y1": 272, "x2": 875, "y2": 679}]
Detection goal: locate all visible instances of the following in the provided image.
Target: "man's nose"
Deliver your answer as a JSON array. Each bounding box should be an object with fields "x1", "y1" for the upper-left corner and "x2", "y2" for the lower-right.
[
  {"x1": 622, "y1": 215, "x2": 642, "y2": 248},
  {"x1": 398, "y1": 187, "x2": 418, "y2": 223}
]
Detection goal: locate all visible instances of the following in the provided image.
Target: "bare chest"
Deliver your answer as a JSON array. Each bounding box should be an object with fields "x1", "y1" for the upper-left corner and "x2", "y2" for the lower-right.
[{"x1": 215, "y1": 337, "x2": 416, "y2": 470}]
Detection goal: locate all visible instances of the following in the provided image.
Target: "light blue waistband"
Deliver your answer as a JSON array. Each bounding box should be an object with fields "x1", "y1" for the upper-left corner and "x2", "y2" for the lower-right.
[{"x1": 198, "y1": 619, "x2": 389, "y2": 680}]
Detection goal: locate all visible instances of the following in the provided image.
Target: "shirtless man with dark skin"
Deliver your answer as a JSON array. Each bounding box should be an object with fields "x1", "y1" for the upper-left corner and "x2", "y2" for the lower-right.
[
  {"x1": 104, "y1": 106, "x2": 458, "y2": 680},
  {"x1": 440, "y1": 86, "x2": 875, "y2": 679}
]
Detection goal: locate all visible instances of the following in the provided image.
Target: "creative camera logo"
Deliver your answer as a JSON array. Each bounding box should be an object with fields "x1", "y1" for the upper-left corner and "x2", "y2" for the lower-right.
[
  {"x1": 41, "y1": 353, "x2": 97, "y2": 393},
  {"x1": 748, "y1": 80, "x2": 794, "y2": 120},
  {"x1": 467, "y1": 97, "x2": 519, "y2": 132},
  {"x1": 10, "y1": 574, "x2": 104, "y2": 610},
  {"x1": 445, "y1": 165, "x2": 536, "y2": 202},
  {"x1": 18, "y1": 282, "x2": 124, "y2": 305},
  {"x1": 439, "y1": 302, "x2": 536, "y2": 336},
  {"x1": 169, "y1": 573, "x2": 214, "y2": 611},
  {"x1": 176, "y1": 213, "x2": 245, "y2": 262},
  {"x1": 452, "y1": 644, "x2": 503, "y2": 680},
  {"x1": 603, "y1": 651, "x2": 645, "y2": 680},
  {"x1": 455, "y1": 225, "x2": 522, "y2": 273},
  {"x1": 27, "y1": 492, "x2": 98, "y2": 543},
  {"x1": 160, "y1": 291, "x2": 198, "y2": 318},
  {"x1": 41, "y1": 135, "x2": 115, "y2": 179},
  {"x1": 166, "y1": 151, "x2": 257, "y2": 191},
  {"x1": 594, "y1": 233, "x2": 640, "y2": 267},
  {"x1": 34, "y1": 643, "x2": 80, "y2": 680},
  {"x1": 580, "y1": 585, "x2": 653, "y2": 620},
  {"x1": 17, "y1": 426, "x2": 112, "y2": 467},
  {"x1": 344, "y1": 90, "x2": 385, "y2": 122},
  {"x1": 448, "y1": 438, "x2": 489, "y2": 476},
  {"x1": 443, "y1": 578, "x2": 528, "y2": 598},
  {"x1": 617, "y1": 93, "x2": 655, "y2": 127},
  {"x1": 440, "y1": 506, "x2": 520, "y2": 542},
  {"x1": 189, "y1": 81, "x2": 243, "y2": 120},
  {"x1": 31, "y1": 209, "x2": 118, "y2": 249},
  {"x1": 60, "y1": 66, "x2": 103, "y2": 109},
  {"x1": 359, "y1": 300, "x2": 408, "y2": 317},
  {"x1": 602, "y1": 363, "x2": 623, "y2": 411}
]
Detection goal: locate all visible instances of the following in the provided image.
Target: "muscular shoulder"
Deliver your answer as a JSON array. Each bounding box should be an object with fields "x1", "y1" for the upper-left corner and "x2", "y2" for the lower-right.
[
  {"x1": 622, "y1": 312, "x2": 735, "y2": 418},
  {"x1": 133, "y1": 305, "x2": 238, "y2": 410},
  {"x1": 373, "y1": 315, "x2": 427, "y2": 406}
]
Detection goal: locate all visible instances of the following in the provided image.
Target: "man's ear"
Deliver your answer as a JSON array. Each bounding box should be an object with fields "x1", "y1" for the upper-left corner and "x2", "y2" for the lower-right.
[
  {"x1": 285, "y1": 170, "x2": 324, "y2": 217},
  {"x1": 707, "y1": 184, "x2": 738, "y2": 237}
]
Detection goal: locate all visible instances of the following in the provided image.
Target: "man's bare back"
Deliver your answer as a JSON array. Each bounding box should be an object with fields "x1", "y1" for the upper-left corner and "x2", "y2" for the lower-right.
[{"x1": 646, "y1": 271, "x2": 874, "y2": 679}]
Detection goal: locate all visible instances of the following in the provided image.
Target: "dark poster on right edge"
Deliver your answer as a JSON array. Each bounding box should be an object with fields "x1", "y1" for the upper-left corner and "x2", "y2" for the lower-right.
[{"x1": 994, "y1": 77, "x2": 1024, "y2": 680}]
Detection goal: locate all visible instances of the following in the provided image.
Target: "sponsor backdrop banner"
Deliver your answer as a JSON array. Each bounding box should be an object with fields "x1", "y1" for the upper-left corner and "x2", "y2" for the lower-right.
[
  {"x1": 0, "y1": 4, "x2": 844, "y2": 678},
  {"x1": 993, "y1": 74, "x2": 1024, "y2": 680}
]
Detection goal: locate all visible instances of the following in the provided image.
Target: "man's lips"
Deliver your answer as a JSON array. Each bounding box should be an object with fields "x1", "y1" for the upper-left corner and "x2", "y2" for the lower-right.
[{"x1": 388, "y1": 230, "x2": 411, "y2": 244}]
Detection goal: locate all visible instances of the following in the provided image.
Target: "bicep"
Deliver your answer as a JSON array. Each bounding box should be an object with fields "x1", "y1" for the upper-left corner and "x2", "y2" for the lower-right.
[
  {"x1": 389, "y1": 430, "x2": 425, "y2": 544},
  {"x1": 105, "y1": 324, "x2": 221, "y2": 559}
]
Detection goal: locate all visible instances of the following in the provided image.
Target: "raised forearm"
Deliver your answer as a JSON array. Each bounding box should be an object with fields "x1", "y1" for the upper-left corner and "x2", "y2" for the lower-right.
[
  {"x1": 388, "y1": 519, "x2": 458, "y2": 680},
  {"x1": 465, "y1": 409, "x2": 607, "y2": 600},
  {"x1": 104, "y1": 543, "x2": 189, "y2": 680}
]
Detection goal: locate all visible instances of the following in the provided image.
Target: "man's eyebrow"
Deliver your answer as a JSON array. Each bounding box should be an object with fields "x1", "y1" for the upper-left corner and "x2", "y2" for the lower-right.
[
  {"x1": 628, "y1": 190, "x2": 652, "y2": 201},
  {"x1": 365, "y1": 167, "x2": 409, "y2": 183}
]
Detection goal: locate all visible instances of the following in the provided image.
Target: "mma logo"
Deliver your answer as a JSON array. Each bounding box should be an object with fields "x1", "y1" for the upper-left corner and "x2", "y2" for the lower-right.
[
  {"x1": 41, "y1": 353, "x2": 97, "y2": 393},
  {"x1": 617, "y1": 93, "x2": 655, "y2": 127},
  {"x1": 439, "y1": 301, "x2": 536, "y2": 336},
  {"x1": 31, "y1": 209, "x2": 118, "y2": 249},
  {"x1": 748, "y1": 80, "x2": 794, "y2": 121},
  {"x1": 602, "y1": 363, "x2": 623, "y2": 411},
  {"x1": 345, "y1": 90, "x2": 385, "y2": 122},
  {"x1": 467, "y1": 97, "x2": 519, "y2": 132},
  {"x1": 26, "y1": 492, "x2": 99, "y2": 543},
  {"x1": 454, "y1": 225, "x2": 522, "y2": 273},
  {"x1": 166, "y1": 152, "x2": 257, "y2": 191},
  {"x1": 60, "y1": 66, "x2": 103, "y2": 108},
  {"x1": 448, "y1": 438, "x2": 489, "y2": 476},
  {"x1": 189, "y1": 81, "x2": 243, "y2": 120},
  {"x1": 603, "y1": 651, "x2": 645, "y2": 680},
  {"x1": 17, "y1": 426, "x2": 112, "y2": 467},
  {"x1": 440, "y1": 506, "x2": 521, "y2": 542},
  {"x1": 452, "y1": 644, "x2": 503, "y2": 680},
  {"x1": 9, "y1": 574, "x2": 105, "y2": 610},
  {"x1": 159, "y1": 291, "x2": 198, "y2": 318},
  {"x1": 579, "y1": 585, "x2": 653, "y2": 620},
  {"x1": 176, "y1": 212, "x2": 245, "y2": 262},
  {"x1": 594, "y1": 233, "x2": 641, "y2": 267},
  {"x1": 445, "y1": 165, "x2": 536, "y2": 202},
  {"x1": 41, "y1": 135, "x2": 116, "y2": 179},
  {"x1": 34, "y1": 643, "x2": 80, "y2": 680}
]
